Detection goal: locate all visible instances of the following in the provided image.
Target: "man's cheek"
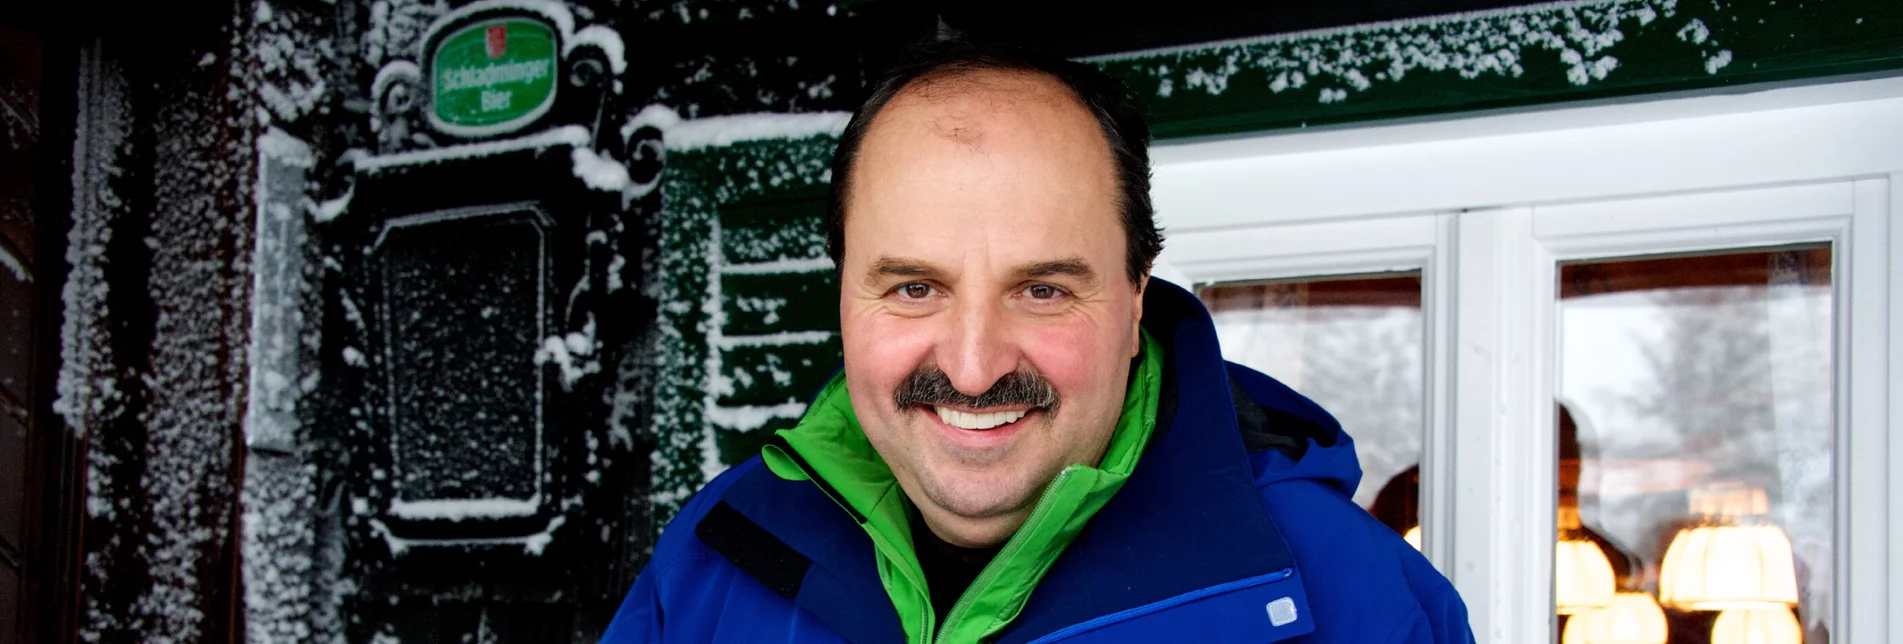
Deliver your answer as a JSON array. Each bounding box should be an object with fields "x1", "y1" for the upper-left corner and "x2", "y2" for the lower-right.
[
  {"x1": 1016, "y1": 320, "x2": 1108, "y2": 393},
  {"x1": 844, "y1": 315, "x2": 936, "y2": 398}
]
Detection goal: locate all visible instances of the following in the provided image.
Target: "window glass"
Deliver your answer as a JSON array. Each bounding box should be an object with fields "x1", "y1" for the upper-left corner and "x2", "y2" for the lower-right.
[
  {"x1": 1555, "y1": 247, "x2": 1832, "y2": 644},
  {"x1": 1200, "y1": 273, "x2": 1425, "y2": 546}
]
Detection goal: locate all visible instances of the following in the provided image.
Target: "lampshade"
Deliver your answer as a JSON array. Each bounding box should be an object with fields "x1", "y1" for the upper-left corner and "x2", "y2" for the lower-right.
[
  {"x1": 1659, "y1": 483, "x2": 1799, "y2": 610},
  {"x1": 1555, "y1": 538, "x2": 1616, "y2": 613},
  {"x1": 1404, "y1": 525, "x2": 1422, "y2": 551},
  {"x1": 1710, "y1": 607, "x2": 1801, "y2": 644},
  {"x1": 1561, "y1": 591, "x2": 1668, "y2": 644}
]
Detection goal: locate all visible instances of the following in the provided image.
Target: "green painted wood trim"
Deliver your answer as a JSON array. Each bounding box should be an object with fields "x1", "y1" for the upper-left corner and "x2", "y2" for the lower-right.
[
  {"x1": 1085, "y1": 0, "x2": 1903, "y2": 140},
  {"x1": 648, "y1": 135, "x2": 839, "y2": 532}
]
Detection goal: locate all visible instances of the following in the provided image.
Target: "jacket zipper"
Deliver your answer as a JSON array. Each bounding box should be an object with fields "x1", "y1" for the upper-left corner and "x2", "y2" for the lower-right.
[{"x1": 933, "y1": 466, "x2": 1078, "y2": 643}]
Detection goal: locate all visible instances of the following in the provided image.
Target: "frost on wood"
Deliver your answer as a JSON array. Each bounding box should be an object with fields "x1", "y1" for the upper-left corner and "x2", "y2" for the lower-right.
[
  {"x1": 363, "y1": 0, "x2": 449, "y2": 68},
  {"x1": 646, "y1": 126, "x2": 841, "y2": 531},
  {"x1": 56, "y1": 49, "x2": 130, "y2": 440},
  {"x1": 247, "y1": 127, "x2": 315, "y2": 452},
  {"x1": 1090, "y1": 0, "x2": 1740, "y2": 108},
  {"x1": 64, "y1": 46, "x2": 139, "y2": 640},
  {"x1": 67, "y1": 18, "x2": 259, "y2": 639},
  {"x1": 249, "y1": 0, "x2": 334, "y2": 126}
]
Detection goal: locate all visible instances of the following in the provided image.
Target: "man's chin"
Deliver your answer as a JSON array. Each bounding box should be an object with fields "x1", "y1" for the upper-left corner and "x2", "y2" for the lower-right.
[{"x1": 917, "y1": 473, "x2": 1040, "y2": 522}]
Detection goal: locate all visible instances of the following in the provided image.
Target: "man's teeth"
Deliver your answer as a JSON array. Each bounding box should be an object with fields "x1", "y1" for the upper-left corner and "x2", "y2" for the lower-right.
[{"x1": 932, "y1": 406, "x2": 1028, "y2": 430}]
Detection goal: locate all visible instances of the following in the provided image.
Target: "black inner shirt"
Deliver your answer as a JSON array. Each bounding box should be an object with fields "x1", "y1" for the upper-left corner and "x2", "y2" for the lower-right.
[{"x1": 909, "y1": 507, "x2": 1002, "y2": 626}]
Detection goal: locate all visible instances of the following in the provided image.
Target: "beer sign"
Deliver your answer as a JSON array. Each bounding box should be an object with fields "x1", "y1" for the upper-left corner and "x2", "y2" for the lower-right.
[{"x1": 429, "y1": 17, "x2": 559, "y2": 136}]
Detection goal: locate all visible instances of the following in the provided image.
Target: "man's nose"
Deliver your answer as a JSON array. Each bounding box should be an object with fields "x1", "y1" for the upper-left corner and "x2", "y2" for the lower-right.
[{"x1": 938, "y1": 295, "x2": 1019, "y2": 398}]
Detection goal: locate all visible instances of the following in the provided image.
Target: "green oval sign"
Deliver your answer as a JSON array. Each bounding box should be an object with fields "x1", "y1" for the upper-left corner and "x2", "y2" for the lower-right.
[{"x1": 430, "y1": 18, "x2": 559, "y2": 136}]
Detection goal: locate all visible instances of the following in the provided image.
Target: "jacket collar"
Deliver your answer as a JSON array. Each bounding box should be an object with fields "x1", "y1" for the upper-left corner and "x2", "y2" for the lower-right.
[{"x1": 701, "y1": 279, "x2": 1314, "y2": 643}]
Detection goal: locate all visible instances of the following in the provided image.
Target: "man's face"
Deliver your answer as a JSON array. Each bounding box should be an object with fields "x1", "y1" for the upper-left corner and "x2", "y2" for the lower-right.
[{"x1": 839, "y1": 71, "x2": 1145, "y2": 548}]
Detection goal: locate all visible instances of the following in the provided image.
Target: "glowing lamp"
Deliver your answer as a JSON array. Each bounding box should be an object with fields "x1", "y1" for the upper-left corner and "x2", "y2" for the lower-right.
[
  {"x1": 1561, "y1": 591, "x2": 1668, "y2": 644},
  {"x1": 1658, "y1": 485, "x2": 1798, "y2": 610},
  {"x1": 1404, "y1": 525, "x2": 1422, "y2": 551},
  {"x1": 1710, "y1": 607, "x2": 1801, "y2": 644},
  {"x1": 1556, "y1": 506, "x2": 1615, "y2": 614}
]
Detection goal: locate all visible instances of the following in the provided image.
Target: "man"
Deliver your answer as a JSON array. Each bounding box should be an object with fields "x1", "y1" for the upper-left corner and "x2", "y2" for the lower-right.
[{"x1": 602, "y1": 41, "x2": 1472, "y2": 643}]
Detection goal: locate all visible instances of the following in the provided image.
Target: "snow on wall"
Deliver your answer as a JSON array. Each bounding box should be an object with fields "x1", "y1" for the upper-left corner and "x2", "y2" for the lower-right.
[
  {"x1": 1087, "y1": 0, "x2": 1719, "y2": 106},
  {"x1": 56, "y1": 47, "x2": 130, "y2": 442},
  {"x1": 643, "y1": 112, "x2": 843, "y2": 529},
  {"x1": 364, "y1": 0, "x2": 449, "y2": 69},
  {"x1": 62, "y1": 43, "x2": 140, "y2": 642},
  {"x1": 662, "y1": 110, "x2": 851, "y2": 152},
  {"x1": 241, "y1": 126, "x2": 327, "y2": 644},
  {"x1": 251, "y1": 1, "x2": 333, "y2": 126},
  {"x1": 130, "y1": 42, "x2": 257, "y2": 644}
]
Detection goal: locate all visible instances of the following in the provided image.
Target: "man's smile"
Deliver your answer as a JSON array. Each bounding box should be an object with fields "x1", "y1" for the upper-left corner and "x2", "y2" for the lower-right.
[{"x1": 930, "y1": 405, "x2": 1031, "y2": 430}]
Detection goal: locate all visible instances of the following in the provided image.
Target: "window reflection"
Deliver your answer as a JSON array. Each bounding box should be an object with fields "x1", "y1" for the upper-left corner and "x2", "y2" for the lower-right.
[
  {"x1": 1556, "y1": 247, "x2": 1831, "y2": 644},
  {"x1": 1199, "y1": 274, "x2": 1424, "y2": 543}
]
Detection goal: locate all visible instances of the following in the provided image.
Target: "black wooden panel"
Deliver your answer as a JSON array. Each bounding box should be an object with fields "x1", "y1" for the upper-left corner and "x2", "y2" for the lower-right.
[{"x1": 379, "y1": 213, "x2": 548, "y2": 505}]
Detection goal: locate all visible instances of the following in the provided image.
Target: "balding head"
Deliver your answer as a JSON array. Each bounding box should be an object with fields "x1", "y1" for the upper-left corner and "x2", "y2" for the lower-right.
[{"x1": 827, "y1": 41, "x2": 1161, "y2": 286}]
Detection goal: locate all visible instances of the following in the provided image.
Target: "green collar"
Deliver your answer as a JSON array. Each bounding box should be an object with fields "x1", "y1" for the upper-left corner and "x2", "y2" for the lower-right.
[{"x1": 762, "y1": 330, "x2": 1164, "y2": 644}]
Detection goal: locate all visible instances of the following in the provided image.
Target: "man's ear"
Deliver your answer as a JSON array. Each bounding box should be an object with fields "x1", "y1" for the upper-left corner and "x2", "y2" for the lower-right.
[{"x1": 1130, "y1": 274, "x2": 1149, "y2": 358}]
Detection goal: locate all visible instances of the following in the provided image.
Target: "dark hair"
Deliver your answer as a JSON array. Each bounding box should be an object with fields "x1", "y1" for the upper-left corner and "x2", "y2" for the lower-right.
[{"x1": 826, "y1": 40, "x2": 1163, "y2": 286}]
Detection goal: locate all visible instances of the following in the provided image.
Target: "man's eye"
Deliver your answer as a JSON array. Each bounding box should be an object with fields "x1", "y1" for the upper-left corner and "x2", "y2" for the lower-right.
[
  {"x1": 899, "y1": 283, "x2": 935, "y2": 299},
  {"x1": 1025, "y1": 284, "x2": 1063, "y2": 300}
]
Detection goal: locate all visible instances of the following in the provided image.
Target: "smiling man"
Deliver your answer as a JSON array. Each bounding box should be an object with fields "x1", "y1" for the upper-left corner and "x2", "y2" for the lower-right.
[{"x1": 603, "y1": 41, "x2": 1473, "y2": 644}]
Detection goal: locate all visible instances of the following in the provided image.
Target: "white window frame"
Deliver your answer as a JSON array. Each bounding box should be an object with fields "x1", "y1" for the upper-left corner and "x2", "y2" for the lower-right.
[{"x1": 1152, "y1": 75, "x2": 1903, "y2": 643}]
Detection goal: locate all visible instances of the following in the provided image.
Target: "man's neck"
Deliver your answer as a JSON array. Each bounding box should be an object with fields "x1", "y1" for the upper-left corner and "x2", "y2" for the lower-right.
[{"x1": 910, "y1": 508, "x2": 1002, "y2": 625}]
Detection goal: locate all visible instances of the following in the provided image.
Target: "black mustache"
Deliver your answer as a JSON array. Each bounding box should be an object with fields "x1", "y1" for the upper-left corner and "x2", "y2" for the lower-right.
[{"x1": 893, "y1": 364, "x2": 1059, "y2": 414}]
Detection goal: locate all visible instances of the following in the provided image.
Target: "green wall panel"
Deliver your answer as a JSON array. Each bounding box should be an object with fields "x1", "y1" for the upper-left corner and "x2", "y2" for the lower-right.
[
  {"x1": 648, "y1": 135, "x2": 841, "y2": 532},
  {"x1": 1088, "y1": 0, "x2": 1903, "y2": 140},
  {"x1": 718, "y1": 271, "x2": 840, "y2": 335}
]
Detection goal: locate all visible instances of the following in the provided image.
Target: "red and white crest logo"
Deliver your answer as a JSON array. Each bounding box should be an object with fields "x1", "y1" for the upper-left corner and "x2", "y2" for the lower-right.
[{"x1": 485, "y1": 24, "x2": 508, "y2": 59}]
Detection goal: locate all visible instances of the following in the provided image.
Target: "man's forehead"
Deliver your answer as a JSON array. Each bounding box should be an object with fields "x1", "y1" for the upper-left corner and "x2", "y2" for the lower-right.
[{"x1": 871, "y1": 69, "x2": 1089, "y2": 145}]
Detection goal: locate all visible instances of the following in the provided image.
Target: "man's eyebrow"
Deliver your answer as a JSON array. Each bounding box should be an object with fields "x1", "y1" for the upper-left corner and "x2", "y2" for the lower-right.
[
  {"x1": 1017, "y1": 259, "x2": 1098, "y2": 284},
  {"x1": 865, "y1": 256, "x2": 937, "y2": 284}
]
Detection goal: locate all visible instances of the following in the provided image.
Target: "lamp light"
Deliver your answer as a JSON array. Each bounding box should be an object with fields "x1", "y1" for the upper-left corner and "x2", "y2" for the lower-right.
[
  {"x1": 1658, "y1": 485, "x2": 1798, "y2": 610},
  {"x1": 1561, "y1": 591, "x2": 1668, "y2": 644},
  {"x1": 1710, "y1": 607, "x2": 1801, "y2": 644},
  {"x1": 1556, "y1": 505, "x2": 1616, "y2": 614},
  {"x1": 1404, "y1": 525, "x2": 1422, "y2": 551}
]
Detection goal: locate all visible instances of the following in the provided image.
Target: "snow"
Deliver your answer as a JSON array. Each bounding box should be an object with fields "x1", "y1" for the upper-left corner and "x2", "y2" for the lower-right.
[
  {"x1": 1705, "y1": 49, "x2": 1733, "y2": 74},
  {"x1": 623, "y1": 104, "x2": 684, "y2": 139},
  {"x1": 1677, "y1": 17, "x2": 1711, "y2": 44},
  {"x1": 57, "y1": 46, "x2": 128, "y2": 440},
  {"x1": 571, "y1": 146, "x2": 631, "y2": 192},
  {"x1": 722, "y1": 256, "x2": 834, "y2": 275},
  {"x1": 256, "y1": 127, "x2": 316, "y2": 165},
  {"x1": 663, "y1": 111, "x2": 851, "y2": 151},
  {"x1": 0, "y1": 242, "x2": 27, "y2": 283},
  {"x1": 369, "y1": 60, "x2": 420, "y2": 119},
  {"x1": 1087, "y1": 0, "x2": 1705, "y2": 102},
  {"x1": 249, "y1": 1, "x2": 329, "y2": 125},
  {"x1": 388, "y1": 496, "x2": 541, "y2": 520},
  {"x1": 311, "y1": 184, "x2": 351, "y2": 223},
  {"x1": 367, "y1": 515, "x2": 567, "y2": 556},
  {"x1": 246, "y1": 127, "x2": 315, "y2": 453},
  {"x1": 711, "y1": 330, "x2": 834, "y2": 349},
  {"x1": 534, "y1": 316, "x2": 600, "y2": 388},
  {"x1": 568, "y1": 24, "x2": 628, "y2": 75},
  {"x1": 706, "y1": 401, "x2": 810, "y2": 431},
  {"x1": 355, "y1": 124, "x2": 591, "y2": 171}
]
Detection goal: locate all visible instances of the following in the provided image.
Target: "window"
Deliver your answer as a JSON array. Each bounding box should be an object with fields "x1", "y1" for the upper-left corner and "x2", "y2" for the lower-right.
[
  {"x1": 1555, "y1": 248, "x2": 1834, "y2": 644},
  {"x1": 1150, "y1": 77, "x2": 1901, "y2": 642}
]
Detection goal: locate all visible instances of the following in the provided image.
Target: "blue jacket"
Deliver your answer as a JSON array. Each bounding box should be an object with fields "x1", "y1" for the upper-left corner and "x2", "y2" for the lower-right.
[{"x1": 602, "y1": 279, "x2": 1473, "y2": 643}]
